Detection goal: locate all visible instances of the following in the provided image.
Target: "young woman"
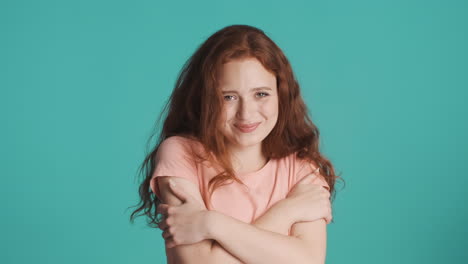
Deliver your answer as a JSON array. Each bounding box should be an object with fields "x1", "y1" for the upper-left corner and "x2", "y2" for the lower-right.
[{"x1": 130, "y1": 24, "x2": 341, "y2": 264}]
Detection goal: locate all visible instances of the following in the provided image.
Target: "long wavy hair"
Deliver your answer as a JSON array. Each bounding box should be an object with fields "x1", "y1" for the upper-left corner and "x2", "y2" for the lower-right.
[{"x1": 129, "y1": 24, "x2": 343, "y2": 228}]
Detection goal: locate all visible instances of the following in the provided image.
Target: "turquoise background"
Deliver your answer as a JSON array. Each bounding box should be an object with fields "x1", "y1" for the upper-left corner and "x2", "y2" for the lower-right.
[{"x1": 2, "y1": 0, "x2": 467, "y2": 263}]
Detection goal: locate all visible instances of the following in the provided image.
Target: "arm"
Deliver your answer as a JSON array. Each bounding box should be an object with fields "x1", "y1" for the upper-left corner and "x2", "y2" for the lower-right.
[
  {"x1": 209, "y1": 171, "x2": 331, "y2": 264},
  {"x1": 208, "y1": 198, "x2": 295, "y2": 263},
  {"x1": 251, "y1": 200, "x2": 292, "y2": 235},
  {"x1": 158, "y1": 176, "x2": 325, "y2": 264},
  {"x1": 208, "y1": 172, "x2": 330, "y2": 264},
  {"x1": 207, "y1": 209, "x2": 321, "y2": 264},
  {"x1": 290, "y1": 219, "x2": 327, "y2": 264},
  {"x1": 157, "y1": 176, "x2": 296, "y2": 264},
  {"x1": 157, "y1": 176, "x2": 216, "y2": 264}
]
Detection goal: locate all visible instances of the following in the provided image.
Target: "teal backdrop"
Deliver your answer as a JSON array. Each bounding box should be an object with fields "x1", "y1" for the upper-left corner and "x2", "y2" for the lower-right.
[{"x1": 2, "y1": 0, "x2": 467, "y2": 263}]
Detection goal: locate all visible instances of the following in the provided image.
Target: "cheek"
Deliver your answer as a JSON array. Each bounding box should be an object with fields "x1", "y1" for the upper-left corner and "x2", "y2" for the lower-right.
[
  {"x1": 222, "y1": 106, "x2": 236, "y2": 123},
  {"x1": 260, "y1": 98, "x2": 279, "y2": 117}
]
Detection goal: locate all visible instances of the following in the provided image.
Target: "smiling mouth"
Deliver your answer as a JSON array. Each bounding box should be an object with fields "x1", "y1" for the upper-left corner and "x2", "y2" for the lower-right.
[
  {"x1": 235, "y1": 122, "x2": 260, "y2": 128},
  {"x1": 234, "y1": 122, "x2": 261, "y2": 133}
]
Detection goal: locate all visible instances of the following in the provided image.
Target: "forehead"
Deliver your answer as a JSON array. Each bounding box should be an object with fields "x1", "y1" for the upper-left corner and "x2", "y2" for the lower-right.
[{"x1": 218, "y1": 58, "x2": 276, "y2": 90}]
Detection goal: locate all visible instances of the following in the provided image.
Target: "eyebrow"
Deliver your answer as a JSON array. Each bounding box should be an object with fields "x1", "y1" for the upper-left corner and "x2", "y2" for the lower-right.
[{"x1": 221, "y1": 86, "x2": 273, "y2": 93}]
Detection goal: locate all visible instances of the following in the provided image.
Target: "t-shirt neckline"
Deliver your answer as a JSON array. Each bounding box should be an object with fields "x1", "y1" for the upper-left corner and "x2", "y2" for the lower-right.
[{"x1": 236, "y1": 157, "x2": 273, "y2": 179}]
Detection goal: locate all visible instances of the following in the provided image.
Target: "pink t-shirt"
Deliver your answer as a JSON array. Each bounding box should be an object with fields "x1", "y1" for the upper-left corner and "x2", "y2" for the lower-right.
[{"x1": 150, "y1": 136, "x2": 330, "y2": 224}]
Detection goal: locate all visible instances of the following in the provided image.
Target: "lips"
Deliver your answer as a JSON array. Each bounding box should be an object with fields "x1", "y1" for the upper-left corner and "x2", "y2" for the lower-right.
[
  {"x1": 235, "y1": 122, "x2": 260, "y2": 128},
  {"x1": 234, "y1": 122, "x2": 261, "y2": 133}
]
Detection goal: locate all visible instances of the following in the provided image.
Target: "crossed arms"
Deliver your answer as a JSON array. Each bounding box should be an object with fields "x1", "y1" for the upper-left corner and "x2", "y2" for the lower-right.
[{"x1": 156, "y1": 176, "x2": 328, "y2": 264}]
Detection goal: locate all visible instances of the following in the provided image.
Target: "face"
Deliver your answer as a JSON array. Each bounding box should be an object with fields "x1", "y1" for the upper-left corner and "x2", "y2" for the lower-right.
[{"x1": 218, "y1": 58, "x2": 279, "y2": 150}]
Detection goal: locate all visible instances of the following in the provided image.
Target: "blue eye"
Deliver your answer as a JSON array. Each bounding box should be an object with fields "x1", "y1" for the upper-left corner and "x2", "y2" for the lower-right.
[
  {"x1": 256, "y1": 92, "x2": 269, "y2": 98},
  {"x1": 224, "y1": 95, "x2": 236, "y2": 101}
]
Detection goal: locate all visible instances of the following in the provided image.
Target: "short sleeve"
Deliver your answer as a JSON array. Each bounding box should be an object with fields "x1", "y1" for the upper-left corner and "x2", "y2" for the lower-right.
[
  {"x1": 295, "y1": 157, "x2": 330, "y2": 191},
  {"x1": 150, "y1": 136, "x2": 199, "y2": 199}
]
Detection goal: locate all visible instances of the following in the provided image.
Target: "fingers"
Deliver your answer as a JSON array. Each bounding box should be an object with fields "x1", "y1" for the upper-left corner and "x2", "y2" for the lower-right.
[
  {"x1": 157, "y1": 219, "x2": 169, "y2": 230},
  {"x1": 165, "y1": 239, "x2": 176, "y2": 249},
  {"x1": 325, "y1": 213, "x2": 333, "y2": 224},
  {"x1": 326, "y1": 202, "x2": 333, "y2": 223},
  {"x1": 156, "y1": 204, "x2": 170, "y2": 230},
  {"x1": 165, "y1": 235, "x2": 178, "y2": 248},
  {"x1": 323, "y1": 197, "x2": 332, "y2": 224},
  {"x1": 162, "y1": 228, "x2": 176, "y2": 249},
  {"x1": 157, "y1": 204, "x2": 170, "y2": 215},
  {"x1": 161, "y1": 228, "x2": 172, "y2": 239}
]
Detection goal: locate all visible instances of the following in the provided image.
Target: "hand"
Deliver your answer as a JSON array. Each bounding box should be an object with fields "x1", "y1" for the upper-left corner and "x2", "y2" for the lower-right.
[
  {"x1": 156, "y1": 179, "x2": 211, "y2": 248},
  {"x1": 285, "y1": 168, "x2": 332, "y2": 224}
]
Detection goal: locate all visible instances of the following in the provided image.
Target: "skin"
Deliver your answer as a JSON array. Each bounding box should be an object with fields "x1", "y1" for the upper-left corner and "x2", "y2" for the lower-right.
[
  {"x1": 218, "y1": 58, "x2": 278, "y2": 173},
  {"x1": 155, "y1": 58, "x2": 331, "y2": 264}
]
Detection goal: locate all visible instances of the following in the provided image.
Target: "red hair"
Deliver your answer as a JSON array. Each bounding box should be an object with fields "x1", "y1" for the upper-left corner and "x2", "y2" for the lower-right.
[{"x1": 129, "y1": 24, "x2": 342, "y2": 227}]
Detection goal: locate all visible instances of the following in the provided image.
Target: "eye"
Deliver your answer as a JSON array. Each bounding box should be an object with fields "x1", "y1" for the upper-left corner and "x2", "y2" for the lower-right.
[
  {"x1": 256, "y1": 92, "x2": 270, "y2": 98},
  {"x1": 223, "y1": 95, "x2": 237, "y2": 101}
]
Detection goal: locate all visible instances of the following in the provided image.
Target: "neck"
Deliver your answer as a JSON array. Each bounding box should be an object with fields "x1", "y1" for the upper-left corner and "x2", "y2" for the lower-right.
[{"x1": 228, "y1": 143, "x2": 268, "y2": 174}]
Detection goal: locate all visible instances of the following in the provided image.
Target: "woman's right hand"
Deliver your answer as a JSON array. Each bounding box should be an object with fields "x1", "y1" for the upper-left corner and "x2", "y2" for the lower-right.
[{"x1": 285, "y1": 169, "x2": 332, "y2": 224}]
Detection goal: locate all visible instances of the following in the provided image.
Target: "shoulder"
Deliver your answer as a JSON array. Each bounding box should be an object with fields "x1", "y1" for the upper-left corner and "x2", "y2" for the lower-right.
[
  {"x1": 151, "y1": 136, "x2": 202, "y2": 199},
  {"x1": 154, "y1": 136, "x2": 206, "y2": 171},
  {"x1": 159, "y1": 135, "x2": 195, "y2": 150},
  {"x1": 291, "y1": 153, "x2": 330, "y2": 191},
  {"x1": 157, "y1": 136, "x2": 203, "y2": 159}
]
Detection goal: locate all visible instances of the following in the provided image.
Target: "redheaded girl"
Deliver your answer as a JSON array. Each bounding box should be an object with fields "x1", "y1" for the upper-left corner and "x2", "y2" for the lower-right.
[{"x1": 130, "y1": 24, "x2": 341, "y2": 264}]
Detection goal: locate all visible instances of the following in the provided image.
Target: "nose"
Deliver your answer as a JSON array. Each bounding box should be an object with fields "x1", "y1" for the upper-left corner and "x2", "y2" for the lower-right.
[{"x1": 235, "y1": 98, "x2": 255, "y2": 120}]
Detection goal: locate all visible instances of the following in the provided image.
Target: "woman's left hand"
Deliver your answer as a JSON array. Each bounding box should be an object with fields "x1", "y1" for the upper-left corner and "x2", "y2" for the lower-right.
[{"x1": 156, "y1": 180, "x2": 212, "y2": 248}]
